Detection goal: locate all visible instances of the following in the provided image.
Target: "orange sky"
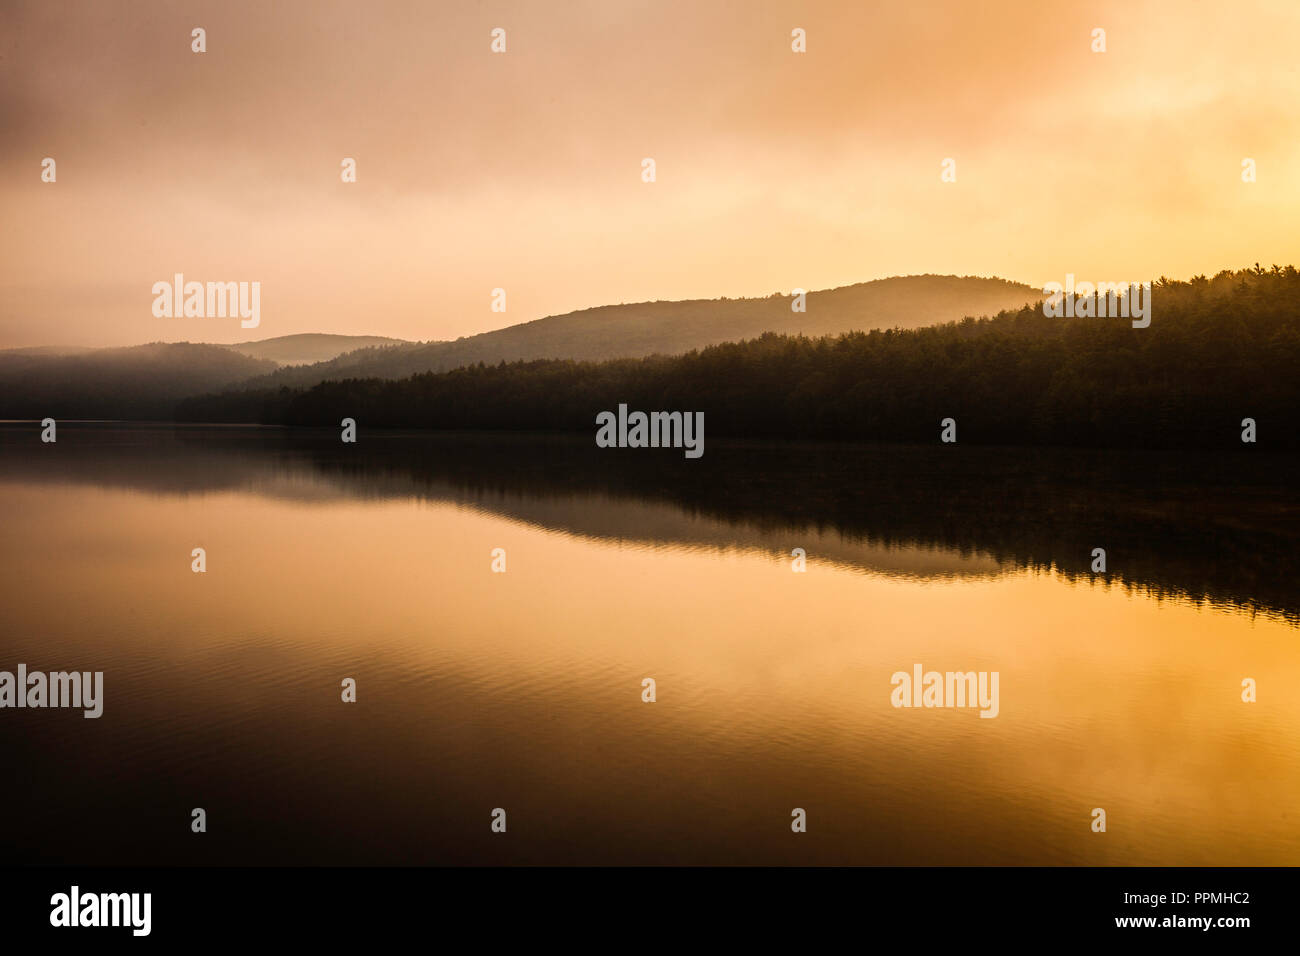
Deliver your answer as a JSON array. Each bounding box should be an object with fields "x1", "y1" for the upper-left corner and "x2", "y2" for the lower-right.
[{"x1": 2, "y1": 0, "x2": 1298, "y2": 348}]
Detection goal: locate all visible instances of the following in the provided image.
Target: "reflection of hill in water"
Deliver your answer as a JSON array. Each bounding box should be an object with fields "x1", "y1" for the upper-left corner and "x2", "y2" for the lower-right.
[
  {"x1": 3, "y1": 423, "x2": 1297, "y2": 620},
  {"x1": 450, "y1": 489, "x2": 1006, "y2": 580}
]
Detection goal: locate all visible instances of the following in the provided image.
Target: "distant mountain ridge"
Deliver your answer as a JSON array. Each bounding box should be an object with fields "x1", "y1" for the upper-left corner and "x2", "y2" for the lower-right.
[
  {"x1": 0, "y1": 274, "x2": 1039, "y2": 419},
  {"x1": 0, "y1": 342, "x2": 276, "y2": 420},
  {"x1": 180, "y1": 266, "x2": 1300, "y2": 451},
  {"x1": 225, "y1": 334, "x2": 408, "y2": 367},
  {"x1": 236, "y1": 274, "x2": 1040, "y2": 391}
]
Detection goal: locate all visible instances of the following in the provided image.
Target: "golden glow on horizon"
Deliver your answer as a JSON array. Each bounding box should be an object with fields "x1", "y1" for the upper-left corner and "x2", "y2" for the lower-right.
[{"x1": 2, "y1": 0, "x2": 1298, "y2": 348}]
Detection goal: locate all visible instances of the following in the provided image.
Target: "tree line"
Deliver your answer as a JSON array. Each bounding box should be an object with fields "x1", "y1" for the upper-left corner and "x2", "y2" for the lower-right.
[{"x1": 176, "y1": 266, "x2": 1300, "y2": 449}]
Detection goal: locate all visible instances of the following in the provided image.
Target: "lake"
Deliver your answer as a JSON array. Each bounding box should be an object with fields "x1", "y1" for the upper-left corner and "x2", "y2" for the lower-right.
[{"x1": 1, "y1": 423, "x2": 1297, "y2": 865}]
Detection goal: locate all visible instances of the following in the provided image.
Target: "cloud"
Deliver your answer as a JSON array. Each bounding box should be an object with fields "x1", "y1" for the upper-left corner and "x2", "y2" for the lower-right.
[{"x1": 2, "y1": 0, "x2": 1298, "y2": 347}]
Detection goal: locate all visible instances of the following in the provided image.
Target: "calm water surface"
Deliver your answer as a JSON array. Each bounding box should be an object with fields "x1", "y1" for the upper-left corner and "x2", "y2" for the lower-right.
[{"x1": 1, "y1": 424, "x2": 1297, "y2": 865}]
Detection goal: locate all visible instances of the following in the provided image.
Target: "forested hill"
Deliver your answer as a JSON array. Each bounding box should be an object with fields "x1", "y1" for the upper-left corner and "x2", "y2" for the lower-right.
[
  {"x1": 178, "y1": 267, "x2": 1300, "y2": 449},
  {"x1": 0, "y1": 343, "x2": 276, "y2": 421},
  {"x1": 225, "y1": 333, "x2": 407, "y2": 366},
  {"x1": 0, "y1": 275, "x2": 1036, "y2": 420},
  {"x1": 231, "y1": 274, "x2": 1039, "y2": 390}
]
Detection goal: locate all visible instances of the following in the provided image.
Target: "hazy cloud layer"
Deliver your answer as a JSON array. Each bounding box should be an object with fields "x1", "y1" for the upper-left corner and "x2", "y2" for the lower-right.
[{"x1": 2, "y1": 0, "x2": 1297, "y2": 347}]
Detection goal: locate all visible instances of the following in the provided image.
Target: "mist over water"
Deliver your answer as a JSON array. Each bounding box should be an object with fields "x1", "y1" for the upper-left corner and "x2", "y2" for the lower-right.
[{"x1": 2, "y1": 424, "x2": 1297, "y2": 864}]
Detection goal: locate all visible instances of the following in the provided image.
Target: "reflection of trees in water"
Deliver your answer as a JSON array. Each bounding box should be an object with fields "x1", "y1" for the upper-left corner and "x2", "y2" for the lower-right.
[{"x1": 3, "y1": 424, "x2": 1297, "y2": 622}]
